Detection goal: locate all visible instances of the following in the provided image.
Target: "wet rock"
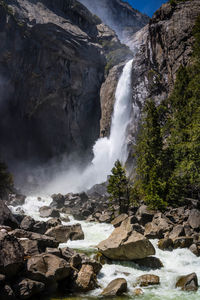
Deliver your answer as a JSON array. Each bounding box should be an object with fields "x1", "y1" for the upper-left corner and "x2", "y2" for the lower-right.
[
  {"x1": 136, "y1": 205, "x2": 154, "y2": 226},
  {"x1": 189, "y1": 243, "x2": 200, "y2": 257},
  {"x1": 9, "y1": 229, "x2": 59, "y2": 252},
  {"x1": 60, "y1": 216, "x2": 70, "y2": 223},
  {"x1": 176, "y1": 273, "x2": 198, "y2": 291},
  {"x1": 136, "y1": 274, "x2": 160, "y2": 287},
  {"x1": 98, "y1": 226, "x2": 155, "y2": 260},
  {"x1": 32, "y1": 221, "x2": 47, "y2": 235},
  {"x1": 134, "y1": 257, "x2": 163, "y2": 270},
  {"x1": 45, "y1": 224, "x2": 84, "y2": 243},
  {"x1": 27, "y1": 254, "x2": 71, "y2": 285},
  {"x1": 0, "y1": 284, "x2": 15, "y2": 300},
  {"x1": 46, "y1": 218, "x2": 62, "y2": 228},
  {"x1": 50, "y1": 194, "x2": 65, "y2": 209},
  {"x1": 75, "y1": 264, "x2": 97, "y2": 292},
  {"x1": 46, "y1": 248, "x2": 61, "y2": 257},
  {"x1": 8, "y1": 194, "x2": 26, "y2": 207},
  {"x1": 20, "y1": 216, "x2": 36, "y2": 231},
  {"x1": 19, "y1": 239, "x2": 39, "y2": 257},
  {"x1": 133, "y1": 288, "x2": 144, "y2": 296},
  {"x1": 15, "y1": 278, "x2": 45, "y2": 299},
  {"x1": 187, "y1": 209, "x2": 200, "y2": 230},
  {"x1": 158, "y1": 238, "x2": 174, "y2": 251},
  {"x1": 173, "y1": 237, "x2": 193, "y2": 249},
  {"x1": 169, "y1": 225, "x2": 185, "y2": 239},
  {"x1": 111, "y1": 214, "x2": 128, "y2": 228},
  {"x1": 79, "y1": 254, "x2": 102, "y2": 275},
  {"x1": 39, "y1": 207, "x2": 60, "y2": 218},
  {"x1": 0, "y1": 202, "x2": 19, "y2": 229},
  {"x1": 101, "y1": 278, "x2": 127, "y2": 296},
  {"x1": 0, "y1": 232, "x2": 24, "y2": 278}
]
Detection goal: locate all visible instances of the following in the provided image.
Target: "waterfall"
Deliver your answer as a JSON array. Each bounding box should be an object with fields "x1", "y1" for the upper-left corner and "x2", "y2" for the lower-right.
[{"x1": 44, "y1": 59, "x2": 133, "y2": 194}]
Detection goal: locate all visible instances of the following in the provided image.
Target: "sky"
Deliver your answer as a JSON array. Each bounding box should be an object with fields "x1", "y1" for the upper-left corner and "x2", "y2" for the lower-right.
[{"x1": 127, "y1": 0, "x2": 167, "y2": 17}]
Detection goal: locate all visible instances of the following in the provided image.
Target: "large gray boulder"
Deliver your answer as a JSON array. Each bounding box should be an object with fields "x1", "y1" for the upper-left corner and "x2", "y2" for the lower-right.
[
  {"x1": 27, "y1": 254, "x2": 71, "y2": 284},
  {"x1": 98, "y1": 225, "x2": 155, "y2": 260},
  {"x1": 0, "y1": 232, "x2": 24, "y2": 278},
  {"x1": 45, "y1": 224, "x2": 84, "y2": 243}
]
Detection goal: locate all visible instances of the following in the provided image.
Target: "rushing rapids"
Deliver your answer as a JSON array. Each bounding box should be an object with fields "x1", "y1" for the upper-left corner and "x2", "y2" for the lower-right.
[{"x1": 9, "y1": 195, "x2": 200, "y2": 300}]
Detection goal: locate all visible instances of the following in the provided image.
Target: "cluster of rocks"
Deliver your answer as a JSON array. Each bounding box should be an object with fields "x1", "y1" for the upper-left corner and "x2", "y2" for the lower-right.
[
  {"x1": 100, "y1": 272, "x2": 198, "y2": 297},
  {"x1": 0, "y1": 201, "x2": 102, "y2": 299}
]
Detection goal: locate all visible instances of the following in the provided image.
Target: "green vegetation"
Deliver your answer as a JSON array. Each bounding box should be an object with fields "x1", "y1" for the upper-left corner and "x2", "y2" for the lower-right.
[
  {"x1": 0, "y1": 160, "x2": 13, "y2": 199},
  {"x1": 107, "y1": 160, "x2": 131, "y2": 214},
  {"x1": 133, "y1": 15, "x2": 200, "y2": 209}
]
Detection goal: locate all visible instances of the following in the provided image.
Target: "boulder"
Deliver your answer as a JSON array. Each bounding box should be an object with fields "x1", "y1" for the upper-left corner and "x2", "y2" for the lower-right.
[
  {"x1": 0, "y1": 274, "x2": 6, "y2": 286},
  {"x1": 46, "y1": 218, "x2": 62, "y2": 228},
  {"x1": 75, "y1": 264, "x2": 97, "y2": 292},
  {"x1": 32, "y1": 221, "x2": 47, "y2": 235},
  {"x1": 50, "y1": 194, "x2": 65, "y2": 209},
  {"x1": 99, "y1": 212, "x2": 112, "y2": 223},
  {"x1": 136, "y1": 274, "x2": 160, "y2": 287},
  {"x1": 169, "y1": 225, "x2": 185, "y2": 239},
  {"x1": 133, "y1": 288, "x2": 144, "y2": 296},
  {"x1": 188, "y1": 209, "x2": 200, "y2": 229},
  {"x1": 19, "y1": 239, "x2": 39, "y2": 257},
  {"x1": 173, "y1": 237, "x2": 193, "y2": 249},
  {"x1": 189, "y1": 243, "x2": 200, "y2": 257},
  {"x1": 45, "y1": 225, "x2": 71, "y2": 243},
  {"x1": 60, "y1": 216, "x2": 70, "y2": 223},
  {"x1": 101, "y1": 278, "x2": 127, "y2": 296},
  {"x1": 46, "y1": 248, "x2": 61, "y2": 257},
  {"x1": 9, "y1": 229, "x2": 59, "y2": 252},
  {"x1": 0, "y1": 284, "x2": 15, "y2": 300},
  {"x1": 15, "y1": 278, "x2": 45, "y2": 299},
  {"x1": 158, "y1": 238, "x2": 174, "y2": 251},
  {"x1": 136, "y1": 205, "x2": 154, "y2": 226},
  {"x1": 79, "y1": 254, "x2": 102, "y2": 275},
  {"x1": 98, "y1": 227, "x2": 155, "y2": 260},
  {"x1": 111, "y1": 214, "x2": 128, "y2": 228},
  {"x1": 0, "y1": 232, "x2": 24, "y2": 278},
  {"x1": 8, "y1": 194, "x2": 26, "y2": 207},
  {"x1": 176, "y1": 273, "x2": 198, "y2": 291},
  {"x1": 45, "y1": 224, "x2": 84, "y2": 243},
  {"x1": 27, "y1": 254, "x2": 71, "y2": 284},
  {"x1": 0, "y1": 202, "x2": 19, "y2": 229},
  {"x1": 20, "y1": 216, "x2": 36, "y2": 231},
  {"x1": 39, "y1": 206, "x2": 60, "y2": 218},
  {"x1": 134, "y1": 257, "x2": 163, "y2": 270},
  {"x1": 70, "y1": 224, "x2": 85, "y2": 241}
]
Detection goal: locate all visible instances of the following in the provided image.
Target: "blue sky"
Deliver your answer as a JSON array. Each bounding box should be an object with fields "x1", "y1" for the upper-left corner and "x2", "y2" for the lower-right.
[{"x1": 127, "y1": 0, "x2": 167, "y2": 17}]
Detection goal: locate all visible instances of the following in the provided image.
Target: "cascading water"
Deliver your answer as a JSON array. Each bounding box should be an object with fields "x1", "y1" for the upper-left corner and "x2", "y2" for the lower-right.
[{"x1": 44, "y1": 59, "x2": 134, "y2": 194}]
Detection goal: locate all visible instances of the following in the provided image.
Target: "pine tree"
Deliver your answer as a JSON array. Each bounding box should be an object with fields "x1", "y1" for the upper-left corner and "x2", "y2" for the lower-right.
[{"x1": 107, "y1": 160, "x2": 130, "y2": 214}]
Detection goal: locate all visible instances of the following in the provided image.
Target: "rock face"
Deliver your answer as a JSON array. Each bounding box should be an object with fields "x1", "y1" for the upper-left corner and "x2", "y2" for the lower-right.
[
  {"x1": 101, "y1": 278, "x2": 127, "y2": 296},
  {"x1": 0, "y1": 0, "x2": 99, "y2": 171},
  {"x1": 128, "y1": 0, "x2": 200, "y2": 166},
  {"x1": 98, "y1": 224, "x2": 155, "y2": 260},
  {"x1": 79, "y1": 0, "x2": 149, "y2": 43}
]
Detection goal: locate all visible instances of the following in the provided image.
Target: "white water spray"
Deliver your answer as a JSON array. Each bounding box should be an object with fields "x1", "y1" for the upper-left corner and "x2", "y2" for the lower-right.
[{"x1": 44, "y1": 59, "x2": 133, "y2": 194}]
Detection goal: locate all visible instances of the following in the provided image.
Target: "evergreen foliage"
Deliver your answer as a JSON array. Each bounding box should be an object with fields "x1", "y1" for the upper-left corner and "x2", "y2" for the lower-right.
[
  {"x1": 107, "y1": 160, "x2": 130, "y2": 213},
  {"x1": 133, "y1": 15, "x2": 200, "y2": 209},
  {"x1": 0, "y1": 160, "x2": 13, "y2": 199}
]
